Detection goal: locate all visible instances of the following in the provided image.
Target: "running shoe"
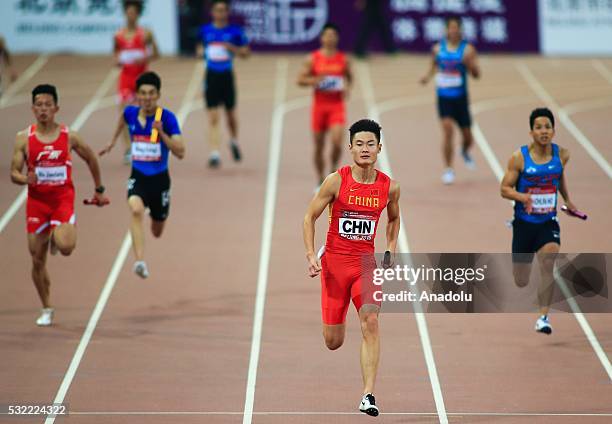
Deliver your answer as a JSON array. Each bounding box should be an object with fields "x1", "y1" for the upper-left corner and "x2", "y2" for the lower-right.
[
  {"x1": 461, "y1": 149, "x2": 476, "y2": 170},
  {"x1": 123, "y1": 148, "x2": 131, "y2": 165},
  {"x1": 535, "y1": 315, "x2": 552, "y2": 335},
  {"x1": 359, "y1": 393, "x2": 379, "y2": 417},
  {"x1": 230, "y1": 140, "x2": 242, "y2": 162},
  {"x1": 208, "y1": 151, "x2": 221, "y2": 168},
  {"x1": 36, "y1": 308, "x2": 54, "y2": 327},
  {"x1": 441, "y1": 168, "x2": 455, "y2": 185},
  {"x1": 133, "y1": 261, "x2": 149, "y2": 279}
]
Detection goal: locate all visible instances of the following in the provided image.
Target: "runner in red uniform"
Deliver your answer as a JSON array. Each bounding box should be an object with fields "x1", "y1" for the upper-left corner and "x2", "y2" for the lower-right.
[
  {"x1": 10, "y1": 84, "x2": 108, "y2": 327},
  {"x1": 114, "y1": 0, "x2": 159, "y2": 163},
  {"x1": 303, "y1": 119, "x2": 401, "y2": 417},
  {"x1": 298, "y1": 23, "x2": 353, "y2": 186}
]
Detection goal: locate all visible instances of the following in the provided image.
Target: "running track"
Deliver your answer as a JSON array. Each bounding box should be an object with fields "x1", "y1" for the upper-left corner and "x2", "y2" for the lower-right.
[{"x1": 0, "y1": 54, "x2": 611, "y2": 423}]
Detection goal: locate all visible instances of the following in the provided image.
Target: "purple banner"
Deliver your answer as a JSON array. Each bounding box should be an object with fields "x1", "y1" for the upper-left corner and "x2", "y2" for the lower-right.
[{"x1": 228, "y1": 0, "x2": 539, "y2": 53}]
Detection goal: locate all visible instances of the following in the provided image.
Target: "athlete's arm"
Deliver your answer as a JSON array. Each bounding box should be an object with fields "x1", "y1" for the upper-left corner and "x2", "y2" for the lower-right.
[
  {"x1": 558, "y1": 147, "x2": 577, "y2": 212},
  {"x1": 385, "y1": 181, "x2": 401, "y2": 257},
  {"x1": 10, "y1": 131, "x2": 30, "y2": 185},
  {"x1": 0, "y1": 37, "x2": 18, "y2": 82},
  {"x1": 501, "y1": 150, "x2": 532, "y2": 213},
  {"x1": 225, "y1": 42, "x2": 250, "y2": 59},
  {"x1": 112, "y1": 33, "x2": 122, "y2": 67},
  {"x1": 153, "y1": 120, "x2": 185, "y2": 160},
  {"x1": 99, "y1": 113, "x2": 127, "y2": 156},
  {"x1": 145, "y1": 29, "x2": 160, "y2": 62},
  {"x1": 344, "y1": 57, "x2": 354, "y2": 99},
  {"x1": 297, "y1": 55, "x2": 321, "y2": 87},
  {"x1": 419, "y1": 44, "x2": 439, "y2": 85},
  {"x1": 70, "y1": 131, "x2": 104, "y2": 187},
  {"x1": 303, "y1": 172, "x2": 341, "y2": 277},
  {"x1": 464, "y1": 44, "x2": 481, "y2": 79}
]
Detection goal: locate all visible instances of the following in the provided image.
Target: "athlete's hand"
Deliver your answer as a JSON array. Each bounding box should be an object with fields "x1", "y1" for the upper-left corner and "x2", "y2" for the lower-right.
[
  {"x1": 382, "y1": 250, "x2": 394, "y2": 269},
  {"x1": 26, "y1": 171, "x2": 37, "y2": 185},
  {"x1": 419, "y1": 75, "x2": 430, "y2": 85},
  {"x1": 93, "y1": 192, "x2": 110, "y2": 207},
  {"x1": 306, "y1": 253, "x2": 322, "y2": 278},
  {"x1": 562, "y1": 200, "x2": 578, "y2": 215},
  {"x1": 521, "y1": 193, "x2": 533, "y2": 214},
  {"x1": 152, "y1": 121, "x2": 165, "y2": 135},
  {"x1": 99, "y1": 144, "x2": 114, "y2": 156}
]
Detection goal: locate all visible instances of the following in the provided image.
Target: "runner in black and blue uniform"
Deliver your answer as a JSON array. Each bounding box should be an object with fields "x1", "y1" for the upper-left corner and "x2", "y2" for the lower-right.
[
  {"x1": 420, "y1": 16, "x2": 480, "y2": 185},
  {"x1": 501, "y1": 108, "x2": 580, "y2": 335},
  {"x1": 100, "y1": 72, "x2": 185, "y2": 279},
  {"x1": 196, "y1": 0, "x2": 250, "y2": 168}
]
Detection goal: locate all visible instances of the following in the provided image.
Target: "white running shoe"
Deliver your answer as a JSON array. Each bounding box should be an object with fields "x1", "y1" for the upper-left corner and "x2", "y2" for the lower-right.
[
  {"x1": 133, "y1": 261, "x2": 149, "y2": 279},
  {"x1": 359, "y1": 393, "x2": 379, "y2": 417},
  {"x1": 36, "y1": 308, "x2": 54, "y2": 327},
  {"x1": 535, "y1": 315, "x2": 552, "y2": 335},
  {"x1": 441, "y1": 168, "x2": 455, "y2": 185},
  {"x1": 461, "y1": 150, "x2": 476, "y2": 170},
  {"x1": 208, "y1": 151, "x2": 221, "y2": 168}
]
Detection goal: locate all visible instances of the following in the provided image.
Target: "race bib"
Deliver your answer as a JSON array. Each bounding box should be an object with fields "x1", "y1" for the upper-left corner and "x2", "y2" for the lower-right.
[
  {"x1": 339, "y1": 217, "x2": 375, "y2": 240},
  {"x1": 132, "y1": 142, "x2": 161, "y2": 162},
  {"x1": 119, "y1": 49, "x2": 146, "y2": 65},
  {"x1": 436, "y1": 72, "x2": 462, "y2": 89},
  {"x1": 206, "y1": 43, "x2": 230, "y2": 62},
  {"x1": 35, "y1": 166, "x2": 67, "y2": 184},
  {"x1": 528, "y1": 186, "x2": 557, "y2": 214},
  {"x1": 317, "y1": 76, "x2": 344, "y2": 92}
]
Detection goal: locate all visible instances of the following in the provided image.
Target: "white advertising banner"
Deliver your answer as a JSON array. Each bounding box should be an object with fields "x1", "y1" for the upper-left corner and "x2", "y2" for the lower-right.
[
  {"x1": 539, "y1": 0, "x2": 612, "y2": 55},
  {"x1": 0, "y1": 0, "x2": 178, "y2": 54}
]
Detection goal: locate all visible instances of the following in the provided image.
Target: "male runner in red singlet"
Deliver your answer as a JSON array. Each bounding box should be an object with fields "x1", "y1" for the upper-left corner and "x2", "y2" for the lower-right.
[
  {"x1": 303, "y1": 119, "x2": 401, "y2": 416},
  {"x1": 114, "y1": 0, "x2": 159, "y2": 163},
  {"x1": 298, "y1": 23, "x2": 353, "y2": 187},
  {"x1": 10, "y1": 84, "x2": 108, "y2": 326}
]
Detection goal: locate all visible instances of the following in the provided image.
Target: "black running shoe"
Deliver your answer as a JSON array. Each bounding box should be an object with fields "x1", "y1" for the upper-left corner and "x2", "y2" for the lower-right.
[
  {"x1": 230, "y1": 141, "x2": 242, "y2": 162},
  {"x1": 359, "y1": 393, "x2": 379, "y2": 417}
]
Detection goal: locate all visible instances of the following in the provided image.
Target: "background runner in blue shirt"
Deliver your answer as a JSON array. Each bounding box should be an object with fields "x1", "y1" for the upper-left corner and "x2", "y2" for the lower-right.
[
  {"x1": 420, "y1": 16, "x2": 481, "y2": 185},
  {"x1": 196, "y1": 0, "x2": 250, "y2": 169},
  {"x1": 100, "y1": 72, "x2": 185, "y2": 280}
]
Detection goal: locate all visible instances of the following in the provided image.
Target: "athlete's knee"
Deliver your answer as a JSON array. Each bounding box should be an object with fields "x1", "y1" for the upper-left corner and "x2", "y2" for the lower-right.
[
  {"x1": 360, "y1": 312, "x2": 379, "y2": 336},
  {"x1": 151, "y1": 223, "x2": 164, "y2": 238},
  {"x1": 324, "y1": 334, "x2": 344, "y2": 350},
  {"x1": 513, "y1": 268, "x2": 530, "y2": 288},
  {"x1": 130, "y1": 203, "x2": 145, "y2": 218}
]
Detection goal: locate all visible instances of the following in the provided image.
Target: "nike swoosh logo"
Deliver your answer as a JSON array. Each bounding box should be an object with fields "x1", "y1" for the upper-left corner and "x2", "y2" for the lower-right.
[{"x1": 350, "y1": 187, "x2": 359, "y2": 192}]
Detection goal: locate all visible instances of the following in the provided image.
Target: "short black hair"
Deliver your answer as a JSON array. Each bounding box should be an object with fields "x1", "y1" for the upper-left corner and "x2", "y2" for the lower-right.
[
  {"x1": 349, "y1": 119, "x2": 382, "y2": 144},
  {"x1": 211, "y1": 0, "x2": 230, "y2": 7},
  {"x1": 445, "y1": 15, "x2": 462, "y2": 27},
  {"x1": 123, "y1": 0, "x2": 143, "y2": 14},
  {"x1": 321, "y1": 22, "x2": 340, "y2": 36},
  {"x1": 32, "y1": 84, "x2": 58, "y2": 104},
  {"x1": 529, "y1": 107, "x2": 555, "y2": 130},
  {"x1": 136, "y1": 71, "x2": 161, "y2": 91}
]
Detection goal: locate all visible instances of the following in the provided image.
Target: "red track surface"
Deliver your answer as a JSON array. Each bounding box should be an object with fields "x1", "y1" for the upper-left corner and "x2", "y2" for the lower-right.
[{"x1": 1, "y1": 54, "x2": 610, "y2": 423}]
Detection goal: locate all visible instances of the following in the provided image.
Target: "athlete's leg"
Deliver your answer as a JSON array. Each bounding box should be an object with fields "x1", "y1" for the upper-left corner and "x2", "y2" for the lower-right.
[
  {"x1": 322, "y1": 323, "x2": 345, "y2": 350},
  {"x1": 329, "y1": 124, "x2": 343, "y2": 174},
  {"x1": 50, "y1": 223, "x2": 77, "y2": 256},
  {"x1": 225, "y1": 107, "x2": 238, "y2": 140},
  {"x1": 128, "y1": 195, "x2": 146, "y2": 261},
  {"x1": 151, "y1": 219, "x2": 165, "y2": 239},
  {"x1": 28, "y1": 233, "x2": 51, "y2": 308},
  {"x1": 461, "y1": 126, "x2": 474, "y2": 153},
  {"x1": 536, "y1": 242, "x2": 559, "y2": 316},
  {"x1": 359, "y1": 304, "x2": 380, "y2": 395},
  {"x1": 207, "y1": 107, "x2": 222, "y2": 166},
  {"x1": 512, "y1": 261, "x2": 533, "y2": 288},
  {"x1": 440, "y1": 117, "x2": 454, "y2": 168},
  {"x1": 313, "y1": 131, "x2": 326, "y2": 184}
]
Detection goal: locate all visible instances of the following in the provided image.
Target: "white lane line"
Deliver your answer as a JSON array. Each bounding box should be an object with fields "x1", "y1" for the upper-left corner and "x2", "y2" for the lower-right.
[
  {"x1": 0, "y1": 54, "x2": 50, "y2": 108},
  {"x1": 591, "y1": 59, "x2": 612, "y2": 85},
  {"x1": 515, "y1": 62, "x2": 612, "y2": 179},
  {"x1": 0, "y1": 68, "x2": 118, "y2": 236},
  {"x1": 241, "y1": 59, "x2": 311, "y2": 424},
  {"x1": 357, "y1": 61, "x2": 448, "y2": 424},
  {"x1": 64, "y1": 410, "x2": 612, "y2": 417},
  {"x1": 43, "y1": 62, "x2": 203, "y2": 424}
]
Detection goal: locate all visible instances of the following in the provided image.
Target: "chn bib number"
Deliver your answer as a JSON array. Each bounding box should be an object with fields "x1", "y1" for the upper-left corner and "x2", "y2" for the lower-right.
[
  {"x1": 132, "y1": 142, "x2": 161, "y2": 162},
  {"x1": 339, "y1": 218, "x2": 375, "y2": 237},
  {"x1": 318, "y1": 76, "x2": 344, "y2": 92},
  {"x1": 35, "y1": 166, "x2": 67, "y2": 184},
  {"x1": 119, "y1": 49, "x2": 145, "y2": 65},
  {"x1": 529, "y1": 186, "x2": 556, "y2": 214}
]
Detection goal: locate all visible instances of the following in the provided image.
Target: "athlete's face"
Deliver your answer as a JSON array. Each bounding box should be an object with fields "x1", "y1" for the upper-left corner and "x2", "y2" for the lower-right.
[
  {"x1": 446, "y1": 21, "x2": 462, "y2": 42},
  {"x1": 530, "y1": 117, "x2": 555, "y2": 146},
  {"x1": 212, "y1": 3, "x2": 229, "y2": 23},
  {"x1": 125, "y1": 5, "x2": 140, "y2": 25},
  {"x1": 137, "y1": 84, "x2": 160, "y2": 113},
  {"x1": 32, "y1": 94, "x2": 59, "y2": 125},
  {"x1": 320, "y1": 28, "x2": 339, "y2": 49},
  {"x1": 350, "y1": 131, "x2": 381, "y2": 166}
]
